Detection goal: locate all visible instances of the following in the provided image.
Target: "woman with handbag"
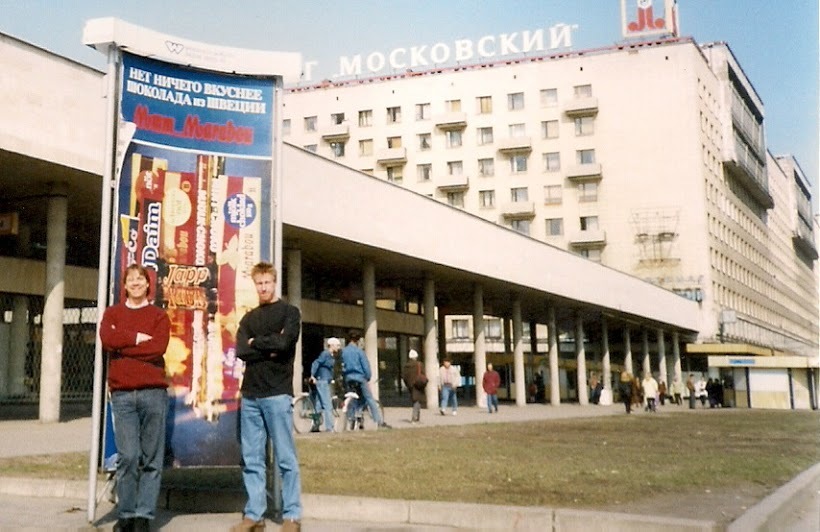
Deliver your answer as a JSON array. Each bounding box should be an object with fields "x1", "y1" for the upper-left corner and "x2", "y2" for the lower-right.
[{"x1": 402, "y1": 349, "x2": 426, "y2": 423}]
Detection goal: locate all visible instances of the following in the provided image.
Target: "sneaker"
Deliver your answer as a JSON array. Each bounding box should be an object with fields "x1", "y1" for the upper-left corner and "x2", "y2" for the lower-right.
[
  {"x1": 452, "y1": 411, "x2": 457, "y2": 416},
  {"x1": 439, "y1": 408, "x2": 445, "y2": 415},
  {"x1": 230, "y1": 517, "x2": 265, "y2": 531},
  {"x1": 113, "y1": 518, "x2": 134, "y2": 532},
  {"x1": 133, "y1": 517, "x2": 151, "y2": 532},
  {"x1": 281, "y1": 519, "x2": 301, "y2": 532}
]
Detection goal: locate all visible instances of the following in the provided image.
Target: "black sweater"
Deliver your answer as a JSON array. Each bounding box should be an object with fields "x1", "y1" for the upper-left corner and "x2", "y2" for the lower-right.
[{"x1": 236, "y1": 299, "x2": 301, "y2": 398}]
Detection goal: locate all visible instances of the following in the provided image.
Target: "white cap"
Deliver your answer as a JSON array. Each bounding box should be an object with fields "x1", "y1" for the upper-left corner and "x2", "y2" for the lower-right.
[
  {"x1": 327, "y1": 337, "x2": 341, "y2": 347},
  {"x1": 408, "y1": 349, "x2": 419, "y2": 359}
]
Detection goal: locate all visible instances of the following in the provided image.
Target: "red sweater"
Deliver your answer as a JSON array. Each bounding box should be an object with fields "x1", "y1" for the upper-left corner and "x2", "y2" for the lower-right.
[{"x1": 100, "y1": 302, "x2": 171, "y2": 391}]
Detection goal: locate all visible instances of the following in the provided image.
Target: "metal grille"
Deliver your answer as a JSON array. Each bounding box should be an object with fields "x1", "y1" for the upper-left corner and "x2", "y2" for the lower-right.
[{"x1": 0, "y1": 293, "x2": 97, "y2": 402}]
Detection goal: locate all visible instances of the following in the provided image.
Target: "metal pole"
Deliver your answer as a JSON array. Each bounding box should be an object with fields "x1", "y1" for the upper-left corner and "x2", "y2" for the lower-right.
[{"x1": 87, "y1": 44, "x2": 119, "y2": 524}]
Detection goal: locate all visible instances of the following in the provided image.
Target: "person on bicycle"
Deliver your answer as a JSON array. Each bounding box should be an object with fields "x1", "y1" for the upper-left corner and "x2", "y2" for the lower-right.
[
  {"x1": 341, "y1": 330, "x2": 391, "y2": 429},
  {"x1": 309, "y1": 337, "x2": 341, "y2": 432}
]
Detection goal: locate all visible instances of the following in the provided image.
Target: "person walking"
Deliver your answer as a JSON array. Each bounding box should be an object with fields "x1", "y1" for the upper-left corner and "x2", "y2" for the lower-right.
[
  {"x1": 232, "y1": 262, "x2": 302, "y2": 532},
  {"x1": 619, "y1": 370, "x2": 633, "y2": 414},
  {"x1": 341, "y1": 330, "x2": 391, "y2": 429},
  {"x1": 100, "y1": 263, "x2": 171, "y2": 532},
  {"x1": 671, "y1": 376, "x2": 684, "y2": 405},
  {"x1": 642, "y1": 372, "x2": 659, "y2": 412},
  {"x1": 309, "y1": 337, "x2": 341, "y2": 432},
  {"x1": 401, "y1": 349, "x2": 426, "y2": 423},
  {"x1": 438, "y1": 359, "x2": 461, "y2": 415},
  {"x1": 482, "y1": 362, "x2": 501, "y2": 413},
  {"x1": 686, "y1": 374, "x2": 697, "y2": 409}
]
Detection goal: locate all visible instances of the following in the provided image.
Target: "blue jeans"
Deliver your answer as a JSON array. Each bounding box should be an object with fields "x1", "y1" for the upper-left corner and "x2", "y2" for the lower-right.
[
  {"x1": 239, "y1": 395, "x2": 301, "y2": 521},
  {"x1": 487, "y1": 393, "x2": 498, "y2": 412},
  {"x1": 440, "y1": 385, "x2": 457, "y2": 412},
  {"x1": 110, "y1": 388, "x2": 167, "y2": 520},
  {"x1": 314, "y1": 380, "x2": 335, "y2": 431},
  {"x1": 346, "y1": 380, "x2": 383, "y2": 425}
]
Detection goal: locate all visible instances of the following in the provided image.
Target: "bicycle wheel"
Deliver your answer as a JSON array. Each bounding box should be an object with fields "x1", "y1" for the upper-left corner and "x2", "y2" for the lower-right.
[{"x1": 292, "y1": 395, "x2": 316, "y2": 434}]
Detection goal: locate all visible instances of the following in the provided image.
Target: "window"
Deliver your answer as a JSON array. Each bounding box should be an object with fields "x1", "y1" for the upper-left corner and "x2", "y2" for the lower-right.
[
  {"x1": 387, "y1": 166, "x2": 403, "y2": 183},
  {"x1": 477, "y1": 95, "x2": 493, "y2": 114},
  {"x1": 330, "y1": 112, "x2": 345, "y2": 125},
  {"x1": 478, "y1": 158, "x2": 495, "y2": 177},
  {"x1": 304, "y1": 116, "x2": 317, "y2": 132},
  {"x1": 303, "y1": 144, "x2": 317, "y2": 153},
  {"x1": 358, "y1": 109, "x2": 372, "y2": 127},
  {"x1": 575, "y1": 116, "x2": 594, "y2": 136},
  {"x1": 580, "y1": 215, "x2": 599, "y2": 231},
  {"x1": 282, "y1": 119, "x2": 291, "y2": 136},
  {"x1": 447, "y1": 191, "x2": 465, "y2": 207},
  {"x1": 487, "y1": 318, "x2": 503, "y2": 339},
  {"x1": 509, "y1": 154, "x2": 528, "y2": 173},
  {"x1": 452, "y1": 319, "x2": 469, "y2": 339},
  {"x1": 330, "y1": 141, "x2": 345, "y2": 158},
  {"x1": 510, "y1": 187, "x2": 529, "y2": 202},
  {"x1": 445, "y1": 99, "x2": 462, "y2": 112},
  {"x1": 544, "y1": 185, "x2": 562, "y2": 205},
  {"x1": 579, "y1": 248, "x2": 602, "y2": 262},
  {"x1": 415, "y1": 103, "x2": 430, "y2": 121},
  {"x1": 509, "y1": 123, "x2": 526, "y2": 138},
  {"x1": 543, "y1": 152, "x2": 560, "y2": 172},
  {"x1": 541, "y1": 120, "x2": 559, "y2": 139},
  {"x1": 578, "y1": 182, "x2": 598, "y2": 202},
  {"x1": 545, "y1": 218, "x2": 563, "y2": 236},
  {"x1": 445, "y1": 130, "x2": 462, "y2": 148},
  {"x1": 477, "y1": 127, "x2": 494, "y2": 145},
  {"x1": 540, "y1": 88, "x2": 558, "y2": 107},
  {"x1": 358, "y1": 139, "x2": 373, "y2": 156},
  {"x1": 577, "y1": 149, "x2": 596, "y2": 164},
  {"x1": 417, "y1": 133, "x2": 431, "y2": 151},
  {"x1": 508, "y1": 92, "x2": 525, "y2": 110},
  {"x1": 387, "y1": 136, "x2": 402, "y2": 148},
  {"x1": 417, "y1": 164, "x2": 432, "y2": 182},
  {"x1": 511, "y1": 219, "x2": 531, "y2": 235},
  {"x1": 386, "y1": 106, "x2": 401, "y2": 123},
  {"x1": 479, "y1": 190, "x2": 495, "y2": 208},
  {"x1": 447, "y1": 160, "x2": 463, "y2": 175},
  {"x1": 574, "y1": 84, "x2": 593, "y2": 98}
]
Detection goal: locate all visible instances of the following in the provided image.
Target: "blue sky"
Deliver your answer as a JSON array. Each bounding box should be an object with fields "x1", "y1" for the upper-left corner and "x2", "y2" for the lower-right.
[{"x1": 2, "y1": 0, "x2": 817, "y2": 207}]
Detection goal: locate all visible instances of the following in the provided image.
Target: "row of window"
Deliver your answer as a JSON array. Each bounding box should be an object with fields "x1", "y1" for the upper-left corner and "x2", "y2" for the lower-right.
[
  {"x1": 473, "y1": 183, "x2": 599, "y2": 208},
  {"x1": 290, "y1": 85, "x2": 594, "y2": 132}
]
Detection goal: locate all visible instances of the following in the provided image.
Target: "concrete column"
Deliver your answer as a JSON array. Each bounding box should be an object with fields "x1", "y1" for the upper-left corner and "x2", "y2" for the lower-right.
[
  {"x1": 548, "y1": 306, "x2": 560, "y2": 405},
  {"x1": 9, "y1": 296, "x2": 28, "y2": 396},
  {"x1": 423, "y1": 278, "x2": 438, "y2": 409},
  {"x1": 503, "y1": 318, "x2": 512, "y2": 355},
  {"x1": 641, "y1": 329, "x2": 651, "y2": 377},
  {"x1": 473, "y1": 285, "x2": 486, "y2": 408},
  {"x1": 575, "y1": 314, "x2": 588, "y2": 405},
  {"x1": 529, "y1": 320, "x2": 538, "y2": 363},
  {"x1": 601, "y1": 317, "x2": 611, "y2": 391},
  {"x1": 512, "y1": 298, "x2": 525, "y2": 407},
  {"x1": 362, "y1": 260, "x2": 379, "y2": 399},
  {"x1": 623, "y1": 328, "x2": 633, "y2": 375},
  {"x1": 657, "y1": 328, "x2": 667, "y2": 385},
  {"x1": 40, "y1": 184, "x2": 67, "y2": 423},
  {"x1": 0, "y1": 321, "x2": 8, "y2": 396},
  {"x1": 672, "y1": 331, "x2": 682, "y2": 384},
  {"x1": 286, "y1": 249, "x2": 302, "y2": 396}
]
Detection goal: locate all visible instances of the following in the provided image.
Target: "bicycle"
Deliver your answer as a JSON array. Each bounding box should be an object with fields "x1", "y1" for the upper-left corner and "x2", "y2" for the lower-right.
[
  {"x1": 292, "y1": 382, "x2": 345, "y2": 433},
  {"x1": 340, "y1": 381, "x2": 385, "y2": 431}
]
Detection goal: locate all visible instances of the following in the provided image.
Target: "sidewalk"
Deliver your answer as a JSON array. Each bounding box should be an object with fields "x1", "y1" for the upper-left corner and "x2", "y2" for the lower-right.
[{"x1": 0, "y1": 402, "x2": 816, "y2": 531}]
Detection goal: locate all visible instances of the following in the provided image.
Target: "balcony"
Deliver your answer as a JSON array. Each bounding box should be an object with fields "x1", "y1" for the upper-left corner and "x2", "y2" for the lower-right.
[
  {"x1": 436, "y1": 174, "x2": 469, "y2": 192},
  {"x1": 566, "y1": 162, "x2": 603, "y2": 181},
  {"x1": 793, "y1": 221, "x2": 819, "y2": 260},
  {"x1": 500, "y1": 202, "x2": 535, "y2": 220},
  {"x1": 320, "y1": 123, "x2": 350, "y2": 142},
  {"x1": 496, "y1": 136, "x2": 532, "y2": 153},
  {"x1": 376, "y1": 147, "x2": 407, "y2": 166},
  {"x1": 563, "y1": 97, "x2": 599, "y2": 117},
  {"x1": 434, "y1": 112, "x2": 467, "y2": 130},
  {"x1": 569, "y1": 229, "x2": 607, "y2": 247},
  {"x1": 723, "y1": 132, "x2": 773, "y2": 209}
]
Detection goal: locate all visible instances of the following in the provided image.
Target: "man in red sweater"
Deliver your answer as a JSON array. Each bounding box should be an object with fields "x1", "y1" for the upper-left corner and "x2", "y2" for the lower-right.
[
  {"x1": 482, "y1": 363, "x2": 501, "y2": 413},
  {"x1": 100, "y1": 264, "x2": 170, "y2": 532}
]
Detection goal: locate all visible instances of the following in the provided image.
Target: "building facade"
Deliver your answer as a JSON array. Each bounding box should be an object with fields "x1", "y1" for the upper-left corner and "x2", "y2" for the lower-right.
[{"x1": 282, "y1": 37, "x2": 819, "y2": 374}]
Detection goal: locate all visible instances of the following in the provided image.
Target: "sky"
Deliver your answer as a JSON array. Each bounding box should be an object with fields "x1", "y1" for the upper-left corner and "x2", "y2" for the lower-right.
[{"x1": 1, "y1": 0, "x2": 818, "y2": 208}]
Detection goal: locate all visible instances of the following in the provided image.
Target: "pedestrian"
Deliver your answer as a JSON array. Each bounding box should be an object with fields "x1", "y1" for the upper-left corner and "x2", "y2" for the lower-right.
[
  {"x1": 642, "y1": 372, "x2": 659, "y2": 412},
  {"x1": 438, "y1": 359, "x2": 461, "y2": 415},
  {"x1": 233, "y1": 262, "x2": 302, "y2": 532},
  {"x1": 309, "y1": 337, "x2": 341, "y2": 432},
  {"x1": 341, "y1": 330, "x2": 391, "y2": 429},
  {"x1": 401, "y1": 349, "x2": 426, "y2": 423},
  {"x1": 619, "y1": 370, "x2": 633, "y2": 414},
  {"x1": 99, "y1": 263, "x2": 171, "y2": 532},
  {"x1": 657, "y1": 380, "x2": 667, "y2": 406},
  {"x1": 589, "y1": 372, "x2": 603, "y2": 405},
  {"x1": 696, "y1": 375, "x2": 708, "y2": 407},
  {"x1": 686, "y1": 373, "x2": 697, "y2": 409},
  {"x1": 671, "y1": 376, "x2": 684, "y2": 405},
  {"x1": 482, "y1": 362, "x2": 501, "y2": 413}
]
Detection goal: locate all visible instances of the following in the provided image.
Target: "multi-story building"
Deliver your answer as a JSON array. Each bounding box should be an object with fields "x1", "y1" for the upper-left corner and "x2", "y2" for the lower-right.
[{"x1": 282, "y1": 36, "x2": 819, "y2": 367}]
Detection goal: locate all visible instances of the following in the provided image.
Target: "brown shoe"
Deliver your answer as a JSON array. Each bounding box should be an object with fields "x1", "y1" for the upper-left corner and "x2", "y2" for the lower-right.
[
  {"x1": 230, "y1": 516, "x2": 265, "y2": 531},
  {"x1": 281, "y1": 518, "x2": 301, "y2": 532}
]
